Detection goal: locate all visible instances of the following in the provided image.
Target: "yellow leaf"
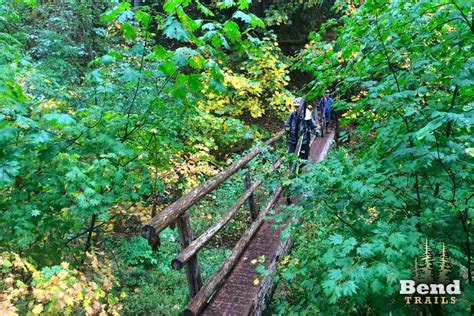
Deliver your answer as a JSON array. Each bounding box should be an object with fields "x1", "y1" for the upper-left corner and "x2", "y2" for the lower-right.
[
  {"x1": 253, "y1": 277, "x2": 259, "y2": 286},
  {"x1": 32, "y1": 304, "x2": 43, "y2": 315},
  {"x1": 64, "y1": 295, "x2": 74, "y2": 306},
  {"x1": 250, "y1": 259, "x2": 257, "y2": 265}
]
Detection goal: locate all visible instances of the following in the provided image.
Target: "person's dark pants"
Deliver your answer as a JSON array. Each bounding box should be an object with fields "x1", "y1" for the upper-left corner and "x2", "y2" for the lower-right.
[
  {"x1": 288, "y1": 143, "x2": 309, "y2": 160},
  {"x1": 287, "y1": 142, "x2": 310, "y2": 204},
  {"x1": 325, "y1": 111, "x2": 331, "y2": 126}
]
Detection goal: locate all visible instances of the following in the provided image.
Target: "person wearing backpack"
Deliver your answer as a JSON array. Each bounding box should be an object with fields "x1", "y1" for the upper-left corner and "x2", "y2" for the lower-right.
[
  {"x1": 317, "y1": 89, "x2": 333, "y2": 126},
  {"x1": 284, "y1": 97, "x2": 318, "y2": 160}
]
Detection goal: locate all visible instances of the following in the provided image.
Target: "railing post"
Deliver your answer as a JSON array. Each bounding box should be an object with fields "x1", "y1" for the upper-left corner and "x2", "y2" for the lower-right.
[
  {"x1": 176, "y1": 212, "x2": 202, "y2": 298},
  {"x1": 243, "y1": 169, "x2": 258, "y2": 221}
]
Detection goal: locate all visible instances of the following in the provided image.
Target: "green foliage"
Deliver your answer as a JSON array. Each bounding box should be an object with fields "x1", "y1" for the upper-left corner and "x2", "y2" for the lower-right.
[
  {"x1": 118, "y1": 237, "x2": 158, "y2": 267},
  {"x1": 114, "y1": 228, "x2": 230, "y2": 315},
  {"x1": 0, "y1": 0, "x2": 282, "y2": 260},
  {"x1": 5, "y1": 0, "x2": 471, "y2": 314},
  {"x1": 0, "y1": 0, "x2": 293, "y2": 314},
  {"x1": 272, "y1": 0, "x2": 473, "y2": 314}
]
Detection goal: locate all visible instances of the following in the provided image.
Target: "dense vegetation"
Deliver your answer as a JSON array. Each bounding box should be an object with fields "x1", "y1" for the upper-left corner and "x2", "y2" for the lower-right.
[
  {"x1": 272, "y1": 1, "x2": 473, "y2": 315},
  {"x1": 1, "y1": 0, "x2": 472, "y2": 315}
]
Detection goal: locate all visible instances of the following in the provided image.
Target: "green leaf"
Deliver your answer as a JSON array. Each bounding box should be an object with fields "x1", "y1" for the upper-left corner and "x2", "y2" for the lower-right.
[
  {"x1": 329, "y1": 234, "x2": 343, "y2": 245},
  {"x1": 328, "y1": 269, "x2": 343, "y2": 281},
  {"x1": 283, "y1": 271, "x2": 294, "y2": 280},
  {"x1": 415, "y1": 116, "x2": 444, "y2": 140},
  {"x1": 100, "y1": 55, "x2": 115, "y2": 66},
  {"x1": 119, "y1": 69, "x2": 141, "y2": 82},
  {"x1": 196, "y1": 1, "x2": 214, "y2": 17},
  {"x1": 135, "y1": 11, "x2": 152, "y2": 27},
  {"x1": 163, "y1": 16, "x2": 190, "y2": 42},
  {"x1": 341, "y1": 280, "x2": 358, "y2": 296},
  {"x1": 356, "y1": 243, "x2": 374, "y2": 257},
  {"x1": 388, "y1": 232, "x2": 407, "y2": 249},
  {"x1": 117, "y1": 10, "x2": 134, "y2": 23},
  {"x1": 233, "y1": 11, "x2": 251, "y2": 24},
  {"x1": 27, "y1": 130, "x2": 51, "y2": 144},
  {"x1": 43, "y1": 113, "x2": 76, "y2": 126},
  {"x1": 223, "y1": 21, "x2": 241, "y2": 42},
  {"x1": 15, "y1": 115, "x2": 36, "y2": 129},
  {"x1": 217, "y1": 0, "x2": 236, "y2": 9},
  {"x1": 101, "y1": 2, "x2": 131, "y2": 22},
  {"x1": 237, "y1": 0, "x2": 250, "y2": 10},
  {"x1": 152, "y1": 45, "x2": 170, "y2": 60},
  {"x1": 0, "y1": 160, "x2": 20, "y2": 184},
  {"x1": 249, "y1": 14, "x2": 264, "y2": 28},
  {"x1": 187, "y1": 74, "x2": 203, "y2": 92},
  {"x1": 121, "y1": 23, "x2": 137, "y2": 40},
  {"x1": 159, "y1": 60, "x2": 177, "y2": 76},
  {"x1": 256, "y1": 265, "x2": 270, "y2": 277}
]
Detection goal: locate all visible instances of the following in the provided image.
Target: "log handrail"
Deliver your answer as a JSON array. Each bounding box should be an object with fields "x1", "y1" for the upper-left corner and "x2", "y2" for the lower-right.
[
  {"x1": 183, "y1": 185, "x2": 285, "y2": 316},
  {"x1": 171, "y1": 157, "x2": 285, "y2": 270},
  {"x1": 140, "y1": 130, "x2": 287, "y2": 306},
  {"x1": 142, "y1": 130, "x2": 285, "y2": 236}
]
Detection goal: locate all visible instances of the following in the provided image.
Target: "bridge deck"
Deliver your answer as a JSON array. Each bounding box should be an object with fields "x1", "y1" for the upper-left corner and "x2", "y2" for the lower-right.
[{"x1": 201, "y1": 130, "x2": 335, "y2": 315}]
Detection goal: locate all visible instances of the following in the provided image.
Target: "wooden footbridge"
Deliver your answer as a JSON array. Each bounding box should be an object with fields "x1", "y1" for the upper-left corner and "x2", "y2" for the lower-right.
[{"x1": 142, "y1": 129, "x2": 335, "y2": 315}]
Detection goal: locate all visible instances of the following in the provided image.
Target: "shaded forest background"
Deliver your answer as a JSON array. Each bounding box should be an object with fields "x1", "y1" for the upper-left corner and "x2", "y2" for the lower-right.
[{"x1": 1, "y1": 0, "x2": 472, "y2": 315}]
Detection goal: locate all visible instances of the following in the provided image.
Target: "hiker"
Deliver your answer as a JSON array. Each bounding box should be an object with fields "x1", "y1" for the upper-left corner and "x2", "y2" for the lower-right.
[
  {"x1": 317, "y1": 89, "x2": 333, "y2": 126},
  {"x1": 284, "y1": 97, "x2": 317, "y2": 160}
]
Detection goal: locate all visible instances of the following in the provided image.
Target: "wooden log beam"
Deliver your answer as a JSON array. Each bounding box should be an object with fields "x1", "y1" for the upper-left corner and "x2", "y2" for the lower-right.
[
  {"x1": 176, "y1": 212, "x2": 202, "y2": 298},
  {"x1": 250, "y1": 222, "x2": 295, "y2": 315},
  {"x1": 183, "y1": 185, "x2": 285, "y2": 316},
  {"x1": 142, "y1": 131, "x2": 284, "y2": 235},
  {"x1": 172, "y1": 158, "x2": 284, "y2": 270},
  {"x1": 173, "y1": 179, "x2": 261, "y2": 270},
  {"x1": 243, "y1": 169, "x2": 258, "y2": 221}
]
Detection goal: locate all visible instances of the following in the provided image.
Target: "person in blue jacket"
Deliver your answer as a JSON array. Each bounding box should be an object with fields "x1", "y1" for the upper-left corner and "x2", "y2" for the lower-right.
[
  {"x1": 317, "y1": 89, "x2": 333, "y2": 126},
  {"x1": 284, "y1": 97, "x2": 317, "y2": 160}
]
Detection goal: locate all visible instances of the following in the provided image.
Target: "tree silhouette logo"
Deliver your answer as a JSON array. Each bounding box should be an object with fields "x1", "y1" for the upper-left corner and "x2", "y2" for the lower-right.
[
  {"x1": 400, "y1": 240, "x2": 460, "y2": 305},
  {"x1": 413, "y1": 240, "x2": 451, "y2": 285}
]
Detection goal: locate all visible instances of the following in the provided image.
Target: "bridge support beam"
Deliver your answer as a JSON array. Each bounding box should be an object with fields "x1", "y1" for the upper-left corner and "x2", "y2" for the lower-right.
[
  {"x1": 243, "y1": 169, "x2": 258, "y2": 221},
  {"x1": 176, "y1": 212, "x2": 202, "y2": 299}
]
